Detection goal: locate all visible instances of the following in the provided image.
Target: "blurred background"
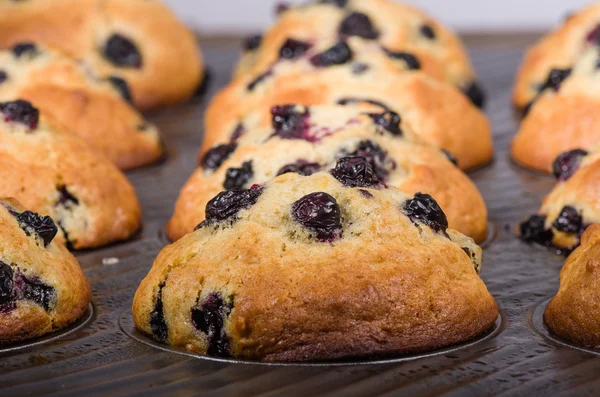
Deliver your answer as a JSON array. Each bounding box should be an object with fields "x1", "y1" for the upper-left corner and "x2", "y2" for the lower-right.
[{"x1": 164, "y1": 0, "x2": 590, "y2": 35}]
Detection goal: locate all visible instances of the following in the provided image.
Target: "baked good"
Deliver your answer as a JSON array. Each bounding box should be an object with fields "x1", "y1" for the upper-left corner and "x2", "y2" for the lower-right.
[
  {"x1": 134, "y1": 171, "x2": 498, "y2": 362},
  {"x1": 0, "y1": 44, "x2": 163, "y2": 170},
  {"x1": 205, "y1": 55, "x2": 493, "y2": 171},
  {"x1": 545, "y1": 224, "x2": 600, "y2": 347},
  {"x1": 519, "y1": 148, "x2": 600, "y2": 251},
  {"x1": 0, "y1": 198, "x2": 91, "y2": 344},
  {"x1": 513, "y1": 4, "x2": 600, "y2": 112},
  {"x1": 0, "y1": 100, "x2": 142, "y2": 249},
  {"x1": 512, "y1": 44, "x2": 600, "y2": 172},
  {"x1": 170, "y1": 105, "x2": 488, "y2": 242},
  {"x1": 236, "y1": 0, "x2": 484, "y2": 107},
  {"x1": 0, "y1": 0, "x2": 204, "y2": 110}
]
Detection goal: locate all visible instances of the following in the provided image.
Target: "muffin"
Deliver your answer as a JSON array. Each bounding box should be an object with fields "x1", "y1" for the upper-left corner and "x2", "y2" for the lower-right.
[
  {"x1": 205, "y1": 54, "x2": 492, "y2": 171},
  {"x1": 0, "y1": 44, "x2": 163, "y2": 170},
  {"x1": 512, "y1": 46, "x2": 600, "y2": 172},
  {"x1": 545, "y1": 224, "x2": 600, "y2": 347},
  {"x1": 171, "y1": 105, "x2": 488, "y2": 242},
  {"x1": 519, "y1": 148, "x2": 600, "y2": 251},
  {"x1": 0, "y1": 0, "x2": 204, "y2": 110},
  {"x1": 0, "y1": 100, "x2": 142, "y2": 249},
  {"x1": 0, "y1": 198, "x2": 91, "y2": 344},
  {"x1": 236, "y1": 0, "x2": 483, "y2": 107},
  {"x1": 135, "y1": 170, "x2": 498, "y2": 362}
]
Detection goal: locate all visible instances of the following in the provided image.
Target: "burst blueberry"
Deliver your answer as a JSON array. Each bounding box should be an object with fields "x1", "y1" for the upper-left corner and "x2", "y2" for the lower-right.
[
  {"x1": 292, "y1": 192, "x2": 342, "y2": 242},
  {"x1": 12, "y1": 42, "x2": 37, "y2": 58},
  {"x1": 16, "y1": 210, "x2": 58, "y2": 247},
  {"x1": 107, "y1": 76, "x2": 132, "y2": 103},
  {"x1": 0, "y1": 100, "x2": 39, "y2": 129},
  {"x1": 383, "y1": 49, "x2": 421, "y2": 70},
  {"x1": 403, "y1": 193, "x2": 449, "y2": 234},
  {"x1": 198, "y1": 186, "x2": 263, "y2": 227},
  {"x1": 191, "y1": 292, "x2": 233, "y2": 357},
  {"x1": 553, "y1": 206, "x2": 583, "y2": 234},
  {"x1": 368, "y1": 111, "x2": 402, "y2": 136},
  {"x1": 271, "y1": 105, "x2": 311, "y2": 140},
  {"x1": 150, "y1": 283, "x2": 168, "y2": 342},
  {"x1": 223, "y1": 161, "x2": 254, "y2": 190},
  {"x1": 520, "y1": 214, "x2": 554, "y2": 247},
  {"x1": 0, "y1": 262, "x2": 13, "y2": 306},
  {"x1": 343, "y1": 140, "x2": 395, "y2": 182},
  {"x1": 330, "y1": 156, "x2": 381, "y2": 188}
]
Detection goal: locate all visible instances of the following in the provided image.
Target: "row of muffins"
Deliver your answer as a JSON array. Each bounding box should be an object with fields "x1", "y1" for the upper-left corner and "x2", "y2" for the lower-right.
[
  {"x1": 134, "y1": 0, "x2": 501, "y2": 361},
  {"x1": 0, "y1": 1, "x2": 205, "y2": 340}
]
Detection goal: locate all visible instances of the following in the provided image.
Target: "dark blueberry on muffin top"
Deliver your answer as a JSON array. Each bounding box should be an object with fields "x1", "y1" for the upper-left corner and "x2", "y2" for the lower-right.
[
  {"x1": 552, "y1": 206, "x2": 583, "y2": 234},
  {"x1": 330, "y1": 156, "x2": 381, "y2": 188},
  {"x1": 103, "y1": 34, "x2": 143, "y2": 68},
  {"x1": 16, "y1": 211, "x2": 58, "y2": 247},
  {"x1": 403, "y1": 193, "x2": 449, "y2": 234},
  {"x1": 199, "y1": 186, "x2": 263, "y2": 227},
  {"x1": 310, "y1": 41, "x2": 353, "y2": 67},
  {"x1": 279, "y1": 38, "x2": 311, "y2": 60},
  {"x1": 552, "y1": 149, "x2": 588, "y2": 181},
  {"x1": 201, "y1": 144, "x2": 237, "y2": 171},
  {"x1": 339, "y1": 12, "x2": 380, "y2": 40},
  {"x1": 0, "y1": 100, "x2": 40, "y2": 130},
  {"x1": 292, "y1": 192, "x2": 342, "y2": 242}
]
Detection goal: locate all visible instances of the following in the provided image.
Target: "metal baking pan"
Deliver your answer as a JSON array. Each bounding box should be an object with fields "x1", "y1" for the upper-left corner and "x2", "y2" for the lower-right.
[{"x1": 0, "y1": 41, "x2": 596, "y2": 397}]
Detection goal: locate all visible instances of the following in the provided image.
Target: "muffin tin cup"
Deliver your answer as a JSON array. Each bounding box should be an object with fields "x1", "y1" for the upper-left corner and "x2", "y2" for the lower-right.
[{"x1": 119, "y1": 306, "x2": 505, "y2": 367}]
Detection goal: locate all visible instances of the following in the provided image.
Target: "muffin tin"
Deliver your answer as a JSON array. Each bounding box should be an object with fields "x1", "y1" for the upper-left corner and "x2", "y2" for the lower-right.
[{"x1": 0, "y1": 42, "x2": 597, "y2": 396}]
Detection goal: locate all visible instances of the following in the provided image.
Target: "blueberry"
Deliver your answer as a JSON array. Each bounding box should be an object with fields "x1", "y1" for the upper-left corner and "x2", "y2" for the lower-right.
[
  {"x1": 586, "y1": 24, "x2": 600, "y2": 45},
  {"x1": 0, "y1": 100, "x2": 39, "y2": 129},
  {"x1": 463, "y1": 81, "x2": 486, "y2": 109},
  {"x1": 420, "y1": 24, "x2": 436, "y2": 39},
  {"x1": 223, "y1": 161, "x2": 253, "y2": 190},
  {"x1": 193, "y1": 68, "x2": 211, "y2": 98},
  {"x1": 201, "y1": 144, "x2": 237, "y2": 171},
  {"x1": 150, "y1": 283, "x2": 168, "y2": 342},
  {"x1": 275, "y1": 2, "x2": 290, "y2": 15},
  {"x1": 198, "y1": 186, "x2": 263, "y2": 227},
  {"x1": 277, "y1": 160, "x2": 321, "y2": 176},
  {"x1": 358, "y1": 189, "x2": 373, "y2": 198},
  {"x1": 520, "y1": 215, "x2": 554, "y2": 246},
  {"x1": 403, "y1": 193, "x2": 449, "y2": 234},
  {"x1": 552, "y1": 206, "x2": 583, "y2": 234},
  {"x1": 309, "y1": 41, "x2": 353, "y2": 67},
  {"x1": 541, "y1": 68, "x2": 572, "y2": 92},
  {"x1": 351, "y1": 63, "x2": 369, "y2": 74},
  {"x1": 12, "y1": 42, "x2": 37, "y2": 58},
  {"x1": 292, "y1": 192, "x2": 342, "y2": 242},
  {"x1": 16, "y1": 211, "x2": 58, "y2": 247},
  {"x1": 103, "y1": 34, "x2": 143, "y2": 68},
  {"x1": 552, "y1": 149, "x2": 588, "y2": 181},
  {"x1": 243, "y1": 34, "x2": 262, "y2": 51},
  {"x1": 441, "y1": 149, "x2": 459, "y2": 166},
  {"x1": 230, "y1": 123, "x2": 246, "y2": 141},
  {"x1": 318, "y1": 0, "x2": 347, "y2": 7},
  {"x1": 271, "y1": 105, "x2": 311, "y2": 140},
  {"x1": 337, "y1": 97, "x2": 391, "y2": 112},
  {"x1": 383, "y1": 49, "x2": 421, "y2": 70},
  {"x1": 330, "y1": 156, "x2": 381, "y2": 188},
  {"x1": 57, "y1": 185, "x2": 79, "y2": 207},
  {"x1": 342, "y1": 140, "x2": 395, "y2": 182},
  {"x1": 368, "y1": 111, "x2": 402, "y2": 136},
  {"x1": 191, "y1": 292, "x2": 233, "y2": 357},
  {"x1": 0, "y1": 71, "x2": 7, "y2": 85},
  {"x1": 338, "y1": 12, "x2": 379, "y2": 40},
  {"x1": 279, "y1": 38, "x2": 311, "y2": 60},
  {"x1": 107, "y1": 76, "x2": 132, "y2": 103},
  {"x1": 247, "y1": 69, "x2": 273, "y2": 91},
  {"x1": 15, "y1": 274, "x2": 55, "y2": 311},
  {"x1": 0, "y1": 262, "x2": 13, "y2": 306}
]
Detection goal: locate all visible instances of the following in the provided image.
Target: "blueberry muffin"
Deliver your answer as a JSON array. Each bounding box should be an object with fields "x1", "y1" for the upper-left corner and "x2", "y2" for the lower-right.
[
  {"x1": 170, "y1": 105, "x2": 488, "y2": 242},
  {"x1": 513, "y1": 4, "x2": 600, "y2": 112},
  {"x1": 237, "y1": 0, "x2": 484, "y2": 107},
  {"x1": 205, "y1": 56, "x2": 493, "y2": 171},
  {"x1": 0, "y1": 198, "x2": 91, "y2": 344},
  {"x1": 545, "y1": 224, "x2": 600, "y2": 347},
  {"x1": 134, "y1": 171, "x2": 498, "y2": 362},
  {"x1": 519, "y1": 148, "x2": 600, "y2": 251},
  {"x1": 0, "y1": 0, "x2": 204, "y2": 110},
  {"x1": 0, "y1": 44, "x2": 163, "y2": 170},
  {"x1": 0, "y1": 100, "x2": 142, "y2": 249},
  {"x1": 512, "y1": 46, "x2": 600, "y2": 172}
]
